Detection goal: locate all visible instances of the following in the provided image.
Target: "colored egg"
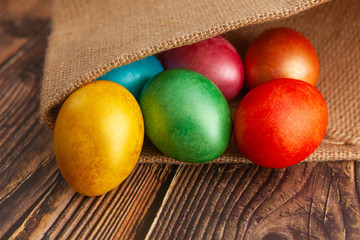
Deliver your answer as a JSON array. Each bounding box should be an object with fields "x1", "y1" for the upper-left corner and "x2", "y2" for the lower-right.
[
  {"x1": 139, "y1": 69, "x2": 232, "y2": 163},
  {"x1": 245, "y1": 27, "x2": 319, "y2": 89},
  {"x1": 161, "y1": 36, "x2": 244, "y2": 101},
  {"x1": 97, "y1": 55, "x2": 164, "y2": 100},
  {"x1": 54, "y1": 81, "x2": 144, "y2": 196},
  {"x1": 234, "y1": 78, "x2": 328, "y2": 168}
]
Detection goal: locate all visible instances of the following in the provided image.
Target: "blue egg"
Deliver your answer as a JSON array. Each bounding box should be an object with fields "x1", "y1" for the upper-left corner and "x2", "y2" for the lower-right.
[{"x1": 97, "y1": 55, "x2": 164, "y2": 100}]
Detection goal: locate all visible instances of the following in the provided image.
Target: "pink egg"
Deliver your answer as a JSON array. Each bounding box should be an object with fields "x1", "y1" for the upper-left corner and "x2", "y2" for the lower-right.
[{"x1": 161, "y1": 36, "x2": 244, "y2": 101}]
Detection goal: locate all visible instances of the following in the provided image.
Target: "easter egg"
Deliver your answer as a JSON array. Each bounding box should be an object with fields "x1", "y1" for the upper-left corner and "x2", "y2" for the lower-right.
[
  {"x1": 234, "y1": 78, "x2": 328, "y2": 168},
  {"x1": 161, "y1": 36, "x2": 244, "y2": 101},
  {"x1": 97, "y1": 55, "x2": 164, "y2": 100},
  {"x1": 54, "y1": 81, "x2": 144, "y2": 196},
  {"x1": 139, "y1": 69, "x2": 232, "y2": 163},
  {"x1": 245, "y1": 27, "x2": 319, "y2": 89}
]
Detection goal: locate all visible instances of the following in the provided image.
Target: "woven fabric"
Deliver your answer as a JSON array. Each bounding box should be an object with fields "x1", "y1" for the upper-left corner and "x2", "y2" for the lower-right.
[{"x1": 41, "y1": 0, "x2": 360, "y2": 164}]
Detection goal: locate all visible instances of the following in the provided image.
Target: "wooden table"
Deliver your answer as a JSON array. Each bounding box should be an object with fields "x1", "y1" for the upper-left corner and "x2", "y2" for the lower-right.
[{"x1": 1, "y1": 1, "x2": 359, "y2": 239}]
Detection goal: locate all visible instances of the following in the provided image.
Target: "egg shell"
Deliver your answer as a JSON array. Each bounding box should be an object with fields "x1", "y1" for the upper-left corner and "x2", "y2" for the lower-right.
[
  {"x1": 245, "y1": 27, "x2": 319, "y2": 89},
  {"x1": 54, "y1": 81, "x2": 144, "y2": 196},
  {"x1": 139, "y1": 69, "x2": 232, "y2": 163},
  {"x1": 161, "y1": 36, "x2": 244, "y2": 101},
  {"x1": 234, "y1": 78, "x2": 328, "y2": 168},
  {"x1": 97, "y1": 55, "x2": 164, "y2": 100}
]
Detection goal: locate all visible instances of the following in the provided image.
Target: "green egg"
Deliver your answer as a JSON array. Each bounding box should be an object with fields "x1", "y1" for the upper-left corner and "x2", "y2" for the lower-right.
[{"x1": 139, "y1": 69, "x2": 232, "y2": 163}]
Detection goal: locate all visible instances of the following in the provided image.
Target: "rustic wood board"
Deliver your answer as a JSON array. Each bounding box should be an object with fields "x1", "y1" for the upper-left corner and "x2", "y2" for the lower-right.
[
  {"x1": 0, "y1": 0, "x2": 359, "y2": 239},
  {"x1": 146, "y1": 163, "x2": 360, "y2": 239},
  {"x1": 0, "y1": 0, "x2": 51, "y2": 65}
]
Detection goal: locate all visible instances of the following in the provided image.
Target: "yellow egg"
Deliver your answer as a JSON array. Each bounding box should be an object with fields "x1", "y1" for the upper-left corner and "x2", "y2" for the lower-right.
[{"x1": 54, "y1": 80, "x2": 144, "y2": 196}]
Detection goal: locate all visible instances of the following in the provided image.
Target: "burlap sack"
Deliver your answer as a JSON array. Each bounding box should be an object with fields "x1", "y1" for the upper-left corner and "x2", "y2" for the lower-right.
[{"x1": 41, "y1": 0, "x2": 360, "y2": 164}]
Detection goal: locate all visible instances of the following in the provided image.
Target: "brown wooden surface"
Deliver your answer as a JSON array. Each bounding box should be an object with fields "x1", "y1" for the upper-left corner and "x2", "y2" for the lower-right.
[{"x1": 0, "y1": 0, "x2": 359, "y2": 239}]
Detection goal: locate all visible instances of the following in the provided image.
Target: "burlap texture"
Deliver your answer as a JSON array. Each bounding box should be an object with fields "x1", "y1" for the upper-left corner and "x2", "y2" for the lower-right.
[{"x1": 41, "y1": 0, "x2": 360, "y2": 164}]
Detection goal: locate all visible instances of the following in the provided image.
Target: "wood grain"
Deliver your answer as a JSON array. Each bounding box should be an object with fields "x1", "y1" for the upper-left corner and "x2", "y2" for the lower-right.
[
  {"x1": 6, "y1": 164, "x2": 176, "y2": 240},
  {"x1": 0, "y1": 0, "x2": 51, "y2": 66},
  {"x1": 0, "y1": 26, "x2": 55, "y2": 239},
  {"x1": 146, "y1": 162, "x2": 360, "y2": 240}
]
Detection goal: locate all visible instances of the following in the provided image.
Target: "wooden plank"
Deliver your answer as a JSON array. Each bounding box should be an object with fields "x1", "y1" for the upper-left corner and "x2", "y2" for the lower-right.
[
  {"x1": 146, "y1": 162, "x2": 360, "y2": 239},
  {"x1": 6, "y1": 164, "x2": 176, "y2": 240},
  {"x1": 0, "y1": 0, "x2": 51, "y2": 66},
  {"x1": 0, "y1": 28, "x2": 55, "y2": 239}
]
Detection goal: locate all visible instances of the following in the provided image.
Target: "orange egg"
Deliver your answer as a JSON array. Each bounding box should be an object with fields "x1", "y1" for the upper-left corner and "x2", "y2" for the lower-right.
[
  {"x1": 245, "y1": 27, "x2": 319, "y2": 89},
  {"x1": 54, "y1": 80, "x2": 144, "y2": 196}
]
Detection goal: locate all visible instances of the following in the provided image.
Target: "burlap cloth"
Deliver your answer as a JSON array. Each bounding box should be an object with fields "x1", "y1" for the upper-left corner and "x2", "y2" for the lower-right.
[{"x1": 41, "y1": 0, "x2": 360, "y2": 164}]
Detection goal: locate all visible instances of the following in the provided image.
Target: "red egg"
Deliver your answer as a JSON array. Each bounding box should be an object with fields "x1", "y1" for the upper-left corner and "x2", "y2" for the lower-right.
[
  {"x1": 245, "y1": 27, "x2": 319, "y2": 89},
  {"x1": 234, "y1": 78, "x2": 328, "y2": 168},
  {"x1": 161, "y1": 36, "x2": 244, "y2": 101}
]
